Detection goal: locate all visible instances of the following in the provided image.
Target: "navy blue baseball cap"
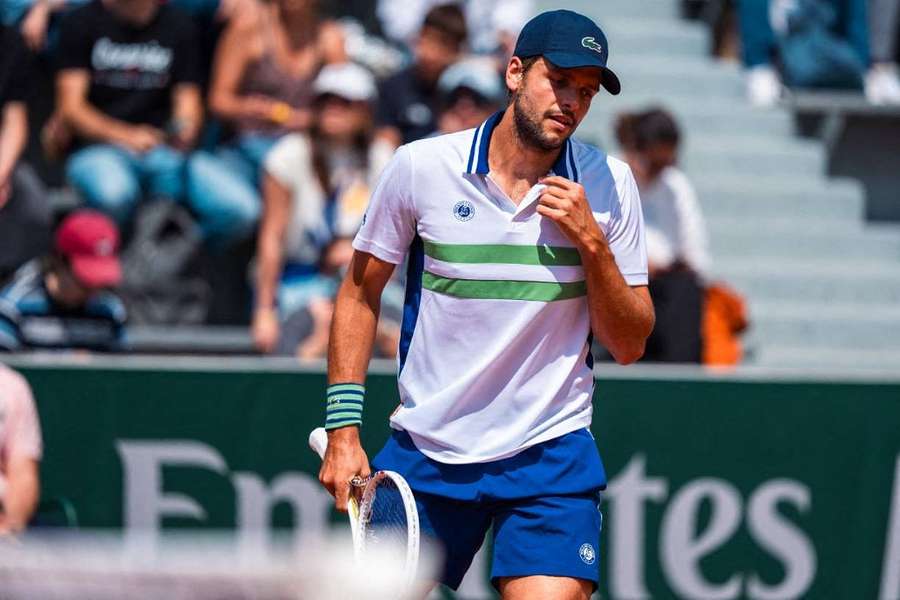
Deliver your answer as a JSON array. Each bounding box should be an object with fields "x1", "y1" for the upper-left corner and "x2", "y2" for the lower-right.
[{"x1": 513, "y1": 9, "x2": 621, "y2": 95}]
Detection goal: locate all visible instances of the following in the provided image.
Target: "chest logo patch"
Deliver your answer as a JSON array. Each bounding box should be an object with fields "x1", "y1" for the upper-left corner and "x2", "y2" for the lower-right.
[
  {"x1": 453, "y1": 200, "x2": 475, "y2": 222},
  {"x1": 579, "y1": 543, "x2": 596, "y2": 565}
]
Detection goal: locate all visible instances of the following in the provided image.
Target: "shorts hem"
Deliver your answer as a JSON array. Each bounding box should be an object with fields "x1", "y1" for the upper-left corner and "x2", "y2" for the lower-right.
[{"x1": 489, "y1": 570, "x2": 599, "y2": 592}]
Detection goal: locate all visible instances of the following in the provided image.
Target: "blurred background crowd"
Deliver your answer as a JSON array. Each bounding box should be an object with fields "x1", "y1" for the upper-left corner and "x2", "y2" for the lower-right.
[{"x1": 1, "y1": 0, "x2": 899, "y2": 367}]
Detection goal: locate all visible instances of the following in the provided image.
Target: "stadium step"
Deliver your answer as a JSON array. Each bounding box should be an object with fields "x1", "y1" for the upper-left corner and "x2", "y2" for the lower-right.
[
  {"x1": 713, "y1": 259, "x2": 900, "y2": 304},
  {"x1": 604, "y1": 17, "x2": 708, "y2": 58},
  {"x1": 544, "y1": 0, "x2": 900, "y2": 369},
  {"x1": 694, "y1": 177, "x2": 865, "y2": 219},
  {"x1": 708, "y1": 221, "x2": 900, "y2": 260},
  {"x1": 751, "y1": 345, "x2": 900, "y2": 370},
  {"x1": 746, "y1": 301, "x2": 900, "y2": 350}
]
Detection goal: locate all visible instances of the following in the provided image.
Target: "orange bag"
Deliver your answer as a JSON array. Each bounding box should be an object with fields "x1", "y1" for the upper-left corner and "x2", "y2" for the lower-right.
[{"x1": 702, "y1": 283, "x2": 749, "y2": 366}]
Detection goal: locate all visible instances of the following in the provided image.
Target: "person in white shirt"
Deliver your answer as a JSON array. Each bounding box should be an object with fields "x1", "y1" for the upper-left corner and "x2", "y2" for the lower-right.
[
  {"x1": 0, "y1": 364, "x2": 42, "y2": 536},
  {"x1": 616, "y1": 107, "x2": 709, "y2": 362},
  {"x1": 252, "y1": 63, "x2": 378, "y2": 358},
  {"x1": 319, "y1": 10, "x2": 654, "y2": 599}
]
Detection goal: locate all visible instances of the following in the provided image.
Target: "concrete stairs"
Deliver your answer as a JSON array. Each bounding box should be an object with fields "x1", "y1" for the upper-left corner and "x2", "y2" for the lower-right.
[{"x1": 545, "y1": 0, "x2": 900, "y2": 370}]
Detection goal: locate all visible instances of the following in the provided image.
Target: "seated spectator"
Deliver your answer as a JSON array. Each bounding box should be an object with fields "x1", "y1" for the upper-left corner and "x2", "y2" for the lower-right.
[
  {"x1": 740, "y1": 0, "x2": 899, "y2": 105},
  {"x1": 192, "y1": 0, "x2": 346, "y2": 237},
  {"x1": 55, "y1": 0, "x2": 258, "y2": 248},
  {"x1": 377, "y1": 0, "x2": 531, "y2": 59},
  {"x1": 866, "y1": 0, "x2": 900, "y2": 103},
  {"x1": 616, "y1": 108, "x2": 710, "y2": 363},
  {"x1": 252, "y1": 62, "x2": 380, "y2": 357},
  {"x1": 374, "y1": 3, "x2": 467, "y2": 153},
  {"x1": 434, "y1": 56, "x2": 505, "y2": 134},
  {"x1": 0, "y1": 25, "x2": 52, "y2": 283},
  {"x1": 0, "y1": 210, "x2": 127, "y2": 352},
  {"x1": 0, "y1": 364, "x2": 41, "y2": 537},
  {"x1": 2, "y1": 0, "x2": 88, "y2": 54}
]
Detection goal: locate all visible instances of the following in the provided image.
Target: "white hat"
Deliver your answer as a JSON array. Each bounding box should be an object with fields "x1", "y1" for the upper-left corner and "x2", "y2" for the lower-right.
[
  {"x1": 313, "y1": 63, "x2": 377, "y2": 102},
  {"x1": 438, "y1": 57, "x2": 505, "y2": 104}
]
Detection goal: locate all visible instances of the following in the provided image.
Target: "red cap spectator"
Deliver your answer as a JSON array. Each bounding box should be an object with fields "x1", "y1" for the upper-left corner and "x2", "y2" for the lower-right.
[{"x1": 54, "y1": 210, "x2": 122, "y2": 289}]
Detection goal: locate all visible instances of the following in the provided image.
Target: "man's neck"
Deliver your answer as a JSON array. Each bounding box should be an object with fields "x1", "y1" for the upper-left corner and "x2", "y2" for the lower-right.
[
  {"x1": 487, "y1": 107, "x2": 561, "y2": 187},
  {"x1": 103, "y1": 0, "x2": 158, "y2": 26}
]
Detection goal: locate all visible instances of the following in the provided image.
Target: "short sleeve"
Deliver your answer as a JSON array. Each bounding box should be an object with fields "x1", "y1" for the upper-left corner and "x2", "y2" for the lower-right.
[
  {"x1": 0, "y1": 295, "x2": 22, "y2": 351},
  {"x1": 606, "y1": 166, "x2": 649, "y2": 286},
  {"x1": 171, "y1": 11, "x2": 201, "y2": 85},
  {"x1": 1, "y1": 27, "x2": 29, "y2": 104},
  {"x1": 352, "y1": 144, "x2": 416, "y2": 264},
  {"x1": 263, "y1": 134, "x2": 307, "y2": 189},
  {"x1": 56, "y1": 8, "x2": 93, "y2": 71},
  {"x1": 1, "y1": 369, "x2": 43, "y2": 462},
  {"x1": 375, "y1": 76, "x2": 401, "y2": 129}
]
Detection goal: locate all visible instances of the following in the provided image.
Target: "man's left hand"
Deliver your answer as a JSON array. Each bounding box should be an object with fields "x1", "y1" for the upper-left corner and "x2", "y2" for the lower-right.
[{"x1": 536, "y1": 176, "x2": 605, "y2": 253}]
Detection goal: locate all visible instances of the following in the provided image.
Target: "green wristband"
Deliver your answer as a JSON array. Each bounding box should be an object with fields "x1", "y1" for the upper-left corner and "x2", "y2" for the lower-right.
[{"x1": 325, "y1": 383, "x2": 364, "y2": 430}]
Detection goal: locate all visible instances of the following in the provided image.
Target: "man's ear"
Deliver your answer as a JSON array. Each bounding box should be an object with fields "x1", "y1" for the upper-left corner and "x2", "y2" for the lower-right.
[{"x1": 506, "y1": 56, "x2": 525, "y2": 94}]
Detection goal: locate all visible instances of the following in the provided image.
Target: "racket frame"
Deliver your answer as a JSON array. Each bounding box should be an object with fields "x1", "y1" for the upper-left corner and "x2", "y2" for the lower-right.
[
  {"x1": 308, "y1": 427, "x2": 420, "y2": 587},
  {"x1": 357, "y1": 470, "x2": 420, "y2": 589}
]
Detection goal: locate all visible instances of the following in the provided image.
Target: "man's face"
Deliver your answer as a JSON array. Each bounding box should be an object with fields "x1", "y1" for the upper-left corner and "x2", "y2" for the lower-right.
[
  {"x1": 51, "y1": 262, "x2": 97, "y2": 308},
  {"x1": 508, "y1": 57, "x2": 601, "y2": 152},
  {"x1": 414, "y1": 26, "x2": 461, "y2": 84}
]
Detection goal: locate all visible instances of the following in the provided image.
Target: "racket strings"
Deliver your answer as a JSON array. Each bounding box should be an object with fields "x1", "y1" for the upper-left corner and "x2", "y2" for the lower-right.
[{"x1": 363, "y1": 480, "x2": 410, "y2": 553}]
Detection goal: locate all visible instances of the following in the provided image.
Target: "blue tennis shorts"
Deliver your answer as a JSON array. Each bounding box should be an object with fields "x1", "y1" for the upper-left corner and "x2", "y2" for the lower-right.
[{"x1": 371, "y1": 428, "x2": 607, "y2": 590}]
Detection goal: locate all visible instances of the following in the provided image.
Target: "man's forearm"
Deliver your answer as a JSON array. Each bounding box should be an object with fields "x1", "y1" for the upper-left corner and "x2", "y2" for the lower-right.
[
  {"x1": 580, "y1": 238, "x2": 654, "y2": 364},
  {"x1": 0, "y1": 103, "x2": 27, "y2": 183},
  {"x1": 327, "y1": 281, "x2": 381, "y2": 385},
  {"x1": 2, "y1": 460, "x2": 40, "y2": 532},
  {"x1": 62, "y1": 101, "x2": 134, "y2": 146}
]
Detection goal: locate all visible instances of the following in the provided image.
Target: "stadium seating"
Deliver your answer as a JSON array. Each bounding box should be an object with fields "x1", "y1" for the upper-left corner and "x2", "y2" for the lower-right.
[{"x1": 556, "y1": 0, "x2": 900, "y2": 370}]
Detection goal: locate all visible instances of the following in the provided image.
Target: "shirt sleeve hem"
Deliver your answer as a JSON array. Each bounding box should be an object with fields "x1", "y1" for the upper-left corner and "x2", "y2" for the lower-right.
[
  {"x1": 352, "y1": 237, "x2": 405, "y2": 265},
  {"x1": 623, "y1": 273, "x2": 649, "y2": 286}
]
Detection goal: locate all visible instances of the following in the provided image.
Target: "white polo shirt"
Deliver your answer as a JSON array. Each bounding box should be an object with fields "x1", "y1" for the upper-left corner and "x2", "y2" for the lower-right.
[{"x1": 354, "y1": 111, "x2": 647, "y2": 464}]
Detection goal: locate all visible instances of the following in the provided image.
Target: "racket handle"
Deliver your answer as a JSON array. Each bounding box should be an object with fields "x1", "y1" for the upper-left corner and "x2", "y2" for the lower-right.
[{"x1": 309, "y1": 427, "x2": 328, "y2": 459}]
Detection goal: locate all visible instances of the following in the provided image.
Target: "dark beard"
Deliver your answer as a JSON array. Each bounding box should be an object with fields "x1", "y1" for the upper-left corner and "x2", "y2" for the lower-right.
[{"x1": 512, "y1": 92, "x2": 565, "y2": 152}]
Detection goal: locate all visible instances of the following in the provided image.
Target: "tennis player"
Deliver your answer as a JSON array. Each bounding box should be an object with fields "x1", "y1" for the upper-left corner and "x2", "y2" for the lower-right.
[{"x1": 319, "y1": 9, "x2": 654, "y2": 599}]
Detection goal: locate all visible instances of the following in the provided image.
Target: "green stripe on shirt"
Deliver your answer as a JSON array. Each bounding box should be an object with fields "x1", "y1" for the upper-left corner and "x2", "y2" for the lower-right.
[
  {"x1": 422, "y1": 272, "x2": 586, "y2": 302},
  {"x1": 423, "y1": 241, "x2": 582, "y2": 266}
]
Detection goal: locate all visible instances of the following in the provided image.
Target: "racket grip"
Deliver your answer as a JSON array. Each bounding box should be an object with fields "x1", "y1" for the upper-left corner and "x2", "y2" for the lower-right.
[{"x1": 309, "y1": 427, "x2": 328, "y2": 459}]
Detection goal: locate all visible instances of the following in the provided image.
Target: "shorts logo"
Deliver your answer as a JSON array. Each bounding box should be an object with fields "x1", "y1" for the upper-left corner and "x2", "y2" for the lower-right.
[
  {"x1": 582, "y1": 36, "x2": 604, "y2": 55},
  {"x1": 579, "y1": 543, "x2": 596, "y2": 565},
  {"x1": 453, "y1": 200, "x2": 475, "y2": 221}
]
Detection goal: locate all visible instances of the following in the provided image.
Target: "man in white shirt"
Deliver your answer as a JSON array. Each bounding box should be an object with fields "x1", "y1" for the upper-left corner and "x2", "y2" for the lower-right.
[
  {"x1": 319, "y1": 10, "x2": 654, "y2": 599},
  {"x1": 0, "y1": 364, "x2": 42, "y2": 536}
]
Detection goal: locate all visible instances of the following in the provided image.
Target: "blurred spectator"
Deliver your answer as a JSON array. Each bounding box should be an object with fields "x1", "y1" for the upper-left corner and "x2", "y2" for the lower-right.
[
  {"x1": 434, "y1": 56, "x2": 505, "y2": 134},
  {"x1": 0, "y1": 364, "x2": 41, "y2": 537},
  {"x1": 616, "y1": 108, "x2": 709, "y2": 363},
  {"x1": 55, "y1": 0, "x2": 209, "y2": 232},
  {"x1": 252, "y1": 63, "x2": 376, "y2": 357},
  {"x1": 866, "y1": 0, "x2": 900, "y2": 103},
  {"x1": 1, "y1": 0, "x2": 87, "y2": 54},
  {"x1": 0, "y1": 25, "x2": 52, "y2": 283},
  {"x1": 740, "y1": 0, "x2": 899, "y2": 105},
  {"x1": 376, "y1": 0, "x2": 531, "y2": 57},
  {"x1": 374, "y1": 3, "x2": 467, "y2": 153},
  {"x1": 193, "y1": 0, "x2": 347, "y2": 240},
  {"x1": 0, "y1": 210, "x2": 127, "y2": 352}
]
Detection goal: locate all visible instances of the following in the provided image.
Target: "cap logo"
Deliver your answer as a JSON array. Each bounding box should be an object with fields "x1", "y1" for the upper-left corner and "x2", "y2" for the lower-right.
[
  {"x1": 581, "y1": 36, "x2": 604, "y2": 55},
  {"x1": 96, "y1": 239, "x2": 114, "y2": 256}
]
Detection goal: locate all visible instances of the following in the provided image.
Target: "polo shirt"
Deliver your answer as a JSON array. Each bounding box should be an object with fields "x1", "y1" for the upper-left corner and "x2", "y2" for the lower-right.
[{"x1": 353, "y1": 110, "x2": 647, "y2": 464}]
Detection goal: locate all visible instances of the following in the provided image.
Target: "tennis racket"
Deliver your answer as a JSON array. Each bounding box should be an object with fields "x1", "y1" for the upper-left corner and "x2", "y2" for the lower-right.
[{"x1": 308, "y1": 427, "x2": 420, "y2": 589}]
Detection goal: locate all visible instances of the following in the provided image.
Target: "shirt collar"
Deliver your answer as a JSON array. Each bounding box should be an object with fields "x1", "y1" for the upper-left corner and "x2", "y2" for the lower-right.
[{"x1": 464, "y1": 110, "x2": 581, "y2": 183}]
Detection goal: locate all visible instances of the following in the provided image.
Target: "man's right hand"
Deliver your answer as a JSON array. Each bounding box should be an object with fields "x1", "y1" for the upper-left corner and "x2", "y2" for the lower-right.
[
  {"x1": 318, "y1": 426, "x2": 371, "y2": 512},
  {"x1": 123, "y1": 126, "x2": 164, "y2": 153}
]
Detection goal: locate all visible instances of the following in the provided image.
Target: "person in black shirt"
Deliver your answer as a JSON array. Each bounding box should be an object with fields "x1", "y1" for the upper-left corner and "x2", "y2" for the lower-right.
[
  {"x1": 374, "y1": 3, "x2": 467, "y2": 150},
  {"x1": 56, "y1": 0, "x2": 228, "y2": 237},
  {"x1": 0, "y1": 25, "x2": 52, "y2": 283}
]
